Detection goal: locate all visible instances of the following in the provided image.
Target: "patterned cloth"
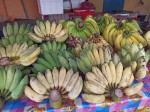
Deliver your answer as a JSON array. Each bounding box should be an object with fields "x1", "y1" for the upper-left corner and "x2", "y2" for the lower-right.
[{"x1": 1, "y1": 64, "x2": 150, "y2": 112}]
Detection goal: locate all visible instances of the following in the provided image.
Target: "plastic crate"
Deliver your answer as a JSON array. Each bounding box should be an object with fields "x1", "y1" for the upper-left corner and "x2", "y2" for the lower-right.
[{"x1": 37, "y1": 0, "x2": 63, "y2": 15}]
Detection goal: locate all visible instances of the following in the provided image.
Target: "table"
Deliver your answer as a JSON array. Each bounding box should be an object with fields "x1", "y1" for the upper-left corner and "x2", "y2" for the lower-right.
[{"x1": 1, "y1": 65, "x2": 150, "y2": 112}]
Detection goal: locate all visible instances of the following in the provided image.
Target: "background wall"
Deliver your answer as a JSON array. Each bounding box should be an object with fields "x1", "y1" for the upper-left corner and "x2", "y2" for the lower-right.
[{"x1": 0, "y1": 0, "x2": 149, "y2": 19}]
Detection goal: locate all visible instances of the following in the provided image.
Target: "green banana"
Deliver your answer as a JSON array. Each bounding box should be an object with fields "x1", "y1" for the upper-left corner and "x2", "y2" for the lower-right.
[
  {"x1": 37, "y1": 58, "x2": 53, "y2": 70},
  {"x1": 52, "y1": 41, "x2": 57, "y2": 51},
  {"x1": 2, "y1": 38, "x2": 10, "y2": 47},
  {"x1": 33, "y1": 63, "x2": 47, "y2": 74},
  {"x1": 24, "y1": 24, "x2": 31, "y2": 34},
  {"x1": 6, "y1": 23, "x2": 13, "y2": 36},
  {"x1": 19, "y1": 24, "x2": 25, "y2": 35},
  {"x1": 56, "y1": 43, "x2": 62, "y2": 51},
  {"x1": 41, "y1": 43, "x2": 49, "y2": 51},
  {"x1": 3, "y1": 26, "x2": 8, "y2": 37},
  {"x1": 40, "y1": 22, "x2": 47, "y2": 35},
  {"x1": 16, "y1": 34, "x2": 23, "y2": 43},
  {"x1": 46, "y1": 41, "x2": 52, "y2": 51},
  {"x1": 8, "y1": 35, "x2": 16, "y2": 44},
  {"x1": 11, "y1": 75, "x2": 29, "y2": 99},
  {"x1": 9, "y1": 69, "x2": 23, "y2": 92},
  {"x1": 58, "y1": 55, "x2": 69, "y2": 70},
  {"x1": 13, "y1": 22, "x2": 19, "y2": 35},
  {"x1": 60, "y1": 43, "x2": 67, "y2": 51},
  {"x1": 68, "y1": 58, "x2": 78, "y2": 72}
]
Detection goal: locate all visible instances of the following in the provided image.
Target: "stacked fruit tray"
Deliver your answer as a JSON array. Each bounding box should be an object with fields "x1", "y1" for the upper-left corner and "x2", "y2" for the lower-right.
[{"x1": 0, "y1": 13, "x2": 150, "y2": 111}]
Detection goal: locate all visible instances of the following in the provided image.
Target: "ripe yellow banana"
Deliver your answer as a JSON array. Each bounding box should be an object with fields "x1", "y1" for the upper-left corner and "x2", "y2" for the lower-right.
[
  {"x1": 16, "y1": 42, "x2": 28, "y2": 56},
  {"x1": 34, "y1": 25, "x2": 44, "y2": 37},
  {"x1": 53, "y1": 23, "x2": 62, "y2": 35},
  {"x1": 11, "y1": 43, "x2": 20, "y2": 57},
  {"x1": 30, "y1": 77, "x2": 47, "y2": 95},
  {"x1": 37, "y1": 72, "x2": 51, "y2": 90},
  {"x1": 124, "y1": 82, "x2": 143, "y2": 96},
  {"x1": 50, "y1": 21, "x2": 56, "y2": 35},
  {"x1": 114, "y1": 34, "x2": 123, "y2": 50},
  {"x1": 120, "y1": 37, "x2": 126, "y2": 48},
  {"x1": 29, "y1": 32, "x2": 43, "y2": 43},
  {"x1": 24, "y1": 85, "x2": 49, "y2": 102},
  {"x1": 109, "y1": 61, "x2": 116, "y2": 85},
  {"x1": 45, "y1": 69, "x2": 54, "y2": 89},
  {"x1": 98, "y1": 47, "x2": 104, "y2": 65},
  {"x1": 135, "y1": 66, "x2": 146, "y2": 80},
  {"x1": 45, "y1": 20, "x2": 51, "y2": 36},
  {"x1": 54, "y1": 29, "x2": 68, "y2": 38},
  {"x1": 127, "y1": 73, "x2": 134, "y2": 87}
]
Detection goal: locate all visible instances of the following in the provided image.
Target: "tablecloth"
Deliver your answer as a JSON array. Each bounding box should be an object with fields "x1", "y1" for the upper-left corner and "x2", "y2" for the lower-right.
[{"x1": 1, "y1": 64, "x2": 150, "y2": 112}]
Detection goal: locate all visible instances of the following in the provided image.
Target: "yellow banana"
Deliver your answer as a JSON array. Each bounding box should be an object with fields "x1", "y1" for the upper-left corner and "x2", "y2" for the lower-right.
[
  {"x1": 53, "y1": 23, "x2": 63, "y2": 35},
  {"x1": 50, "y1": 21, "x2": 56, "y2": 35},
  {"x1": 98, "y1": 47, "x2": 104, "y2": 65},
  {"x1": 58, "y1": 66, "x2": 66, "y2": 89},
  {"x1": 52, "y1": 67, "x2": 59, "y2": 89},
  {"x1": 115, "y1": 62, "x2": 123, "y2": 86},
  {"x1": 82, "y1": 94, "x2": 105, "y2": 103},
  {"x1": 114, "y1": 34, "x2": 123, "y2": 50},
  {"x1": 92, "y1": 47, "x2": 100, "y2": 65},
  {"x1": 45, "y1": 20, "x2": 51, "y2": 36},
  {"x1": 45, "y1": 69, "x2": 54, "y2": 89}
]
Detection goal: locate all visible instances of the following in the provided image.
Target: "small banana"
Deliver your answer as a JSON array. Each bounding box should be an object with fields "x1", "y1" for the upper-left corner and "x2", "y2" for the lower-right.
[
  {"x1": 115, "y1": 62, "x2": 123, "y2": 86},
  {"x1": 50, "y1": 21, "x2": 56, "y2": 35},
  {"x1": 45, "y1": 69, "x2": 54, "y2": 89},
  {"x1": 92, "y1": 47, "x2": 100, "y2": 65},
  {"x1": 52, "y1": 67, "x2": 59, "y2": 89},
  {"x1": 58, "y1": 66, "x2": 66, "y2": 89},
  {"x1": 45, "y1": 20, "x2": 51, "y2": 36}
]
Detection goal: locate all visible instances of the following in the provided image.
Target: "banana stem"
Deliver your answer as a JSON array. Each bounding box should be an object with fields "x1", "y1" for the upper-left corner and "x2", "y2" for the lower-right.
[
  {"x1": 117, "y1": 21, "x2": 123, "y2": 28},
  {"x1": 0, "y1": 57, "x2": 11, "y2": 66},
  {"x1": 110, "y1": 88, "x2": 123, "y2": 102},
  {"x1": 123, "y1": 30, "x2": 131, "y2": 37},
  {"x1": 0, "y1": 96, "x2": 5, "y2": 108},
  {"x1": 49, "y1": 89, "x2": 62, "y2": 109},
  {"x1": 78, "y1": 22, "x2": 84, "y2": 28}
]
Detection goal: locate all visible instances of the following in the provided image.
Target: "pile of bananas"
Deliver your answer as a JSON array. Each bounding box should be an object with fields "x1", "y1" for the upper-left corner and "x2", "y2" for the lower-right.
[
  {"x1": 0, "y1": 65, "x2": 29, "y2": 108},
  {"x1": 32, "y1": 50, "x2": 77, "y2": 74},
  {"x1": 94, "y1": 13, "x2": 117, "y2": 33},
  {"x1": 2, "y1": 22, "x2": 33, "y2": 47},
  {"x1": 76, "y1": 46, "x2": 112, "y2": 74},
  {"x1": 82, "y1": 61, "x2": 143, "y2": 103},
  {"x1": 40, "y1": 41, "x2": 67, "y2": 52},
  {"x1": 25, "y1": 67, "x2": 83, "y2": 109},
  {"x1": 29, "y1": 20, "x2": 68, "y2": 43},
  {"x1": 65, "y1": 16, "x2": 99, "y2": 40},
  {"x1": 118, "y1": 43, "x2": 149, "y2": 79},
  {"x1": 0, "y1": 42, "x2": 40, "y2": 66},
  {"x1": 114, "y1": 30, "x2": 147, "y2": 50}
]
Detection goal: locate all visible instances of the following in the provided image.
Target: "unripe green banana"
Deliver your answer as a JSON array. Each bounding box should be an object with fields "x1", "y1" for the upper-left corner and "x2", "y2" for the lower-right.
[
  {"x1": 19, "y1": 24, "x2": 25, "y2": 35},
  {"x1": 6, "y1": 23, "x2": 13, "y2": 36},
  {"x1": 13, "y1": 22, "x2": 19, "y2": 35}
]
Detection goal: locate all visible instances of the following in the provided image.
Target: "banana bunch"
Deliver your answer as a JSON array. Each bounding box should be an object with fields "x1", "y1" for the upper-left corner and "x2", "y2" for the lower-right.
[
  {"x1": 114, "y1": 30, "x2": 147, "y2": 50},
  {"x1": 25, "y1": 67, "x2": 83, "y2": 109},
  {"x1": 144, "y1": 30, "x2": 150, "y2": 48},
  {"x1": 122, "y1": 19, "x2": 143, "y2": 34},
  {"x1": 82, "y1": 61, "x2": 143, "y2": 103},
  {"x1": 118, "y1": 43, "x2": 149, "y2": 79},
  {"x1": 0, "y1": 42, "x2": 40, "y2": 66},
  {"x1": 76, "y1": 45, "x2": 113, "y2": 74},
  {"x1": 65, "y1": 16, "x2": 99, "y2": 40},
  {"x1": 29, "y1": 20, "x2": 68, "y2": 43},
  {"x1": 0, "y1": 65, "x2": 29, "y2": 108},
  {"x1": 3, "y1": 22, "x2": 32, "y2": 37},
  {"x1": 32, "y1": 50, "x2": 78, "y2": 74},
  {"x1": 94, "y1": 13, "x2": 117, "y2": 34},
  {"x1": 40, "y1": 41, "x2": 67, "y2": 52}
]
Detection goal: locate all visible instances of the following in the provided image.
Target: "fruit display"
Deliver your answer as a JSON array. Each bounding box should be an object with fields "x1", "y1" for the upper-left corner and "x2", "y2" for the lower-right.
[
  {"x1": 29, "y1": 20, "x2": 68, "y2": 43},
  {"x1": 102, "y1": 21, "x2": 141, "y2": 47},
  {"x1": 118, "y1": 43, "x2": 149, "y2": 79},
  {"x1": 32, "y1": 50, "x2": 78, "y2": 74},
  {"x1": 65, "y1": 16, "x2": 99, "y2": 40},
  {"x1": 144, "y1": 30, "x2": 150, "y2": 48},
  {"x1": 114, "y1": 30, "x2": 147, "y2": 50},
  {"x1": 122, "y1": 18, "x2": 143, "y2": 34},
  {"x1": 76, "y1": 45, "x2": 113, "y2": 74},
  {"x1": 2, "y1": 22, "x2": 33, "y2": 47},
  {"x1": 0, "y1": 65, "x2": 29, "y2": 108},
  {"x1": 94, "y1": 13, "x2": 117, "y2": 33},
  {"x1": 40, "y1": 41, "x2": 67, "y2": 52},
  {"x1": 82, "y1": 61, "x2": 143, "y2": 103},
  {"x1": 0, "y1": 42, "x2": 40, "y2": 66},
  {"x1": 24, "y1": 67, "x2": 83, "y2": 109}
]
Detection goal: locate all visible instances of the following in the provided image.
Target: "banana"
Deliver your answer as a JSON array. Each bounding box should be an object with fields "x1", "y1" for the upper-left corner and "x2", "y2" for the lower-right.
[
  {"x1": 129, "y1": 61, "x2": 137, "y2": 72},
  {"x1": 24, "y1": 24, "x2": 31, "y2": 34},
  {"x1": 11, "y1": 43, "x2": 20, "y2": 57},
  {"x1": 16, "y1": 42, "x2": 28, "y2": 56},
  {"x1": 131, "y1": 33, "x2": 147, "y2": 47},
  {"x1": 54, "y1": 29, "x2": 68, "y2": 38},
  {"x1": 127, "y1": 73, "x2": 134, "y2": 87},
  {"x1": 130, "y1": 36, "x2": 139, "y2": 44},
  {"x1": 9, "y1": 69, "x2": 23, "y2": 92},
  {"x1": 68, "y1": 58, "x2": 78, "y2": 72},
  {"x1": 120, "y1": 37, "x2": 126, "y2": 48},
  {"x1": 30, "y1": 77, "x2": 47, "y2": 94},
  {"x1": 37, "y1": 58, "x2": 53, "y2": 70},
  {"x1": 5, "y1": 65, "x2": 16, "y2": 92},
  {"x1": 58, "y1": 55, "x2": 69, "y2": 70},
  {"x1": 13, "y1": 22, "x2": 19, "y2": 35},
  {"x1": 50, "y1": 52, "x2": 61, "y2": 69},
  {"x1": 124, "y1": 82, "x2": 143, "y2": 96},
  {"x1": 103, "y1": 47, "x2": 111, "y2": 63},
  {"x1": 119, "y1": 67, "x2": 132, "y2": 88},
  {"x1": 130, "y1": 43, "x2": 139, "y2": 59},
  {"x1": 108, "y1": 28, "x2": 116, "y2": 46},
  {"x1": 39, "y1": 22, "x2": 46, "y2": 36},
  {"x1": 62, "y1": 68, "x2": 74, "y2": 90},
  {"x1": 115, "y1": 62, "x2": 123, "y2": 86},
  {"x1": 58, "y1": 66, "x2": 66, "y2": 89},
  {"x1": 55, "y1": 34, "x2": 68, "y2": 43},
  {"x1": 135, "y1": 65, "x2": 146, "y2": 80},
  {"x1": 86, "y1": 50, "x2": 96, "y2": 65},
  {"x1": 68, "y1": 76, "x2": 83, "y2": 100},
  {"x1": 84, "y1": 81, "x2": 105, "y2": 94},
  {"x1": 11, "y1": 75, "x2": 29, "y2": 99},
  {"x1": 52, "y1": 41, "x2": 57, "y2": 51},
  {"x1": 8, "y1": 35, "x2": 16, "y2": 45},
  {"x1": 46, "y1": 41, "x2": 52, "y2": 51},
  {"x1": 37, "y1": 72, "x2": 51, "y2": 90},
  {"x1": 101, "y1": 63, "x2": 112, "y2": 86},
  {"x1": 136, "y1": 48, "x2": 145, "y2": 60},
  {"x1": 19, "y1": 24, "x2": 25, "y2": 35},
  {"x1": 114, "y1": 34, "x2": 123, "y2": 50},
  {"x1": 0, "y1": 68, "x2": 6, "y2": 94},
  {"x1": 6, "y1": 23, "x2": 13, "y2": 36},
  {"x1": 92, "y1": 47, "x2": 100, "y2": 65},
  {"x1": 98, "y1": 47, "x2": 104, "y2": 65},
  {"x1": 92, "y1": 66, "x2": 108, "y2": 86},
  {"x1": 53, "y1": 23, "x2": 62, "y2": 35},
  {"x1": 66, "y1": 72, "x2": 79, "y2": 92},
  {"x1": 2, "y1": 38, "x2": 10, "y2": 47},
  {"x1": 50, "y1": 21, "x2": 56, "y2": 35},
  {"x1": 33, "y1": 63, "x2": 47, "y2": 74},
  {"x1": 34, "y1": 25, "x2": 44, "y2": 38},
  {"x1": 109, "y1": 61, "x2": 116, "y2": 85},
  {"x1": 24, "y1": 85, "x2": 49, "y2": 102},
  {"x1": 123, "y1": 53, "x2": 132, "y2": 67},
  {"x1": 45, "y1": 69, "x2": 54, "y2": 89},
  {"x1": 29, "y1": 32, "x2": 43, "y2": 43},
  {"x1": 41, "y1": 43, "x2": 49, "y2": 51},
  {"x1": 82, "y1": 94, "x2": 105, "y2": 103},
  {"x1": 52, "y1": 67, "x2": 59, "y2": 89},
  {"x1": 3, "y1": 26, "x2": 8, "y2": 37},
  {"x1": 45, "y1": 20, "x2": 51, "y2": 36},
  {"x1": 137, "y1": 57, "x2": 146, "y2": 69},
  {"x1": 0, "y1": 47, "x2": 6, "y2": 58}
]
